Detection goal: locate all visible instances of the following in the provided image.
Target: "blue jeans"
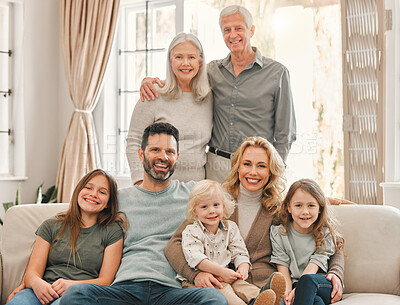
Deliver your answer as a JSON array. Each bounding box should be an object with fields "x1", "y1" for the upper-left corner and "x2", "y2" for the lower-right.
[
  {"x1": 292, "y1": 274, "x2": 333, "y2": 305},
  {"x1": 6, "y1": 288, "x2": 62, "y2": 305},
  {"x1": 59, "y1": 280, "x2": 228, "y2": 305}
]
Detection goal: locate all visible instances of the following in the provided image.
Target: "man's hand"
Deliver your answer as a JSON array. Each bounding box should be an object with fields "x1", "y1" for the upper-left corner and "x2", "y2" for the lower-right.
[
  {"x1": 194, "y1": 272, "x2": 224, "y2": 289},
  {"x1": 140, "y1": 77, "x2": 164, "y2": 101},
  {"x1": 326, "y1": 273, "x2": 343, "y2": 303},
  {"x1": 6, "y1": 282, "x2": 25, "y2": 303}
]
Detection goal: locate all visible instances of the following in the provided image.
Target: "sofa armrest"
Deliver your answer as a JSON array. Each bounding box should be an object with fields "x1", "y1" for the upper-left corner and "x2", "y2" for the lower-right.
[
  {"x1": 332, "y1": 205, "x2": 400, "y2": 295},
  {"x1": 0, "y1": 251, "x2": 3, "y2": 304},
  {"x1": 0, "y1": 203, "x2": 69, "y2": 305}
]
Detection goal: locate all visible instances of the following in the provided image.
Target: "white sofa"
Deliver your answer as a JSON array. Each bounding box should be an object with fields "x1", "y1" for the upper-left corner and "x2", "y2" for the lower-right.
[{"x1": 0, "y1": 203, "x2": 399, "y2": 304}]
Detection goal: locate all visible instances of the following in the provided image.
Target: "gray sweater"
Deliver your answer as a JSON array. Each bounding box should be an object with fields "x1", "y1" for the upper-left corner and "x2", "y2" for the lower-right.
[
  {"x1": 270, "y1": 223, "x2": 335, "y2": 282},
  {"x1": 115, "y1": 180, "x2": 195, "y2": 288}
]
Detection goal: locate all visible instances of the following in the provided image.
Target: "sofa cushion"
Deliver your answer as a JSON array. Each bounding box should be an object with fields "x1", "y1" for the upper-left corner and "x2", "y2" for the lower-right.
[
  {"x1": 337, "y1": 293, "x2": 400, "y2": 305},
  {"x1": 0, "y1": 203, "x2": 69, "y2": 304},
  {"x1": 332, "y1": 205, "x2": 400, "y2": 295}
]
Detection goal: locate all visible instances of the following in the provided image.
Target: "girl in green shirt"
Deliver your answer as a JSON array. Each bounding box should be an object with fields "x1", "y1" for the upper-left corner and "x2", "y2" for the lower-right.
[{"x1": 7, "y1": 169, "x2": 127, "y2": 305}]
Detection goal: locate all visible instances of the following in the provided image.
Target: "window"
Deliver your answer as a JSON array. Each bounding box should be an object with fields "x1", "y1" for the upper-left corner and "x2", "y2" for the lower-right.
[
  {"x1": 96, "y1": 0, "x2": 176, "y2": 186},
  {"x1": 0, "y1": 2, "x2": 12, "y2": 175},
  {"x1": 0, "y1": 0, "x2": 24, "y2": 180},
  {"x1": 184, "y1": 0, "x2": 344, "y2": 198},
  {"x1": 98, "y1": 0, "x2": 395, "y2": 202},
  {"x1": 99, "y1": 0, "x2": 344, "y2": 195}
]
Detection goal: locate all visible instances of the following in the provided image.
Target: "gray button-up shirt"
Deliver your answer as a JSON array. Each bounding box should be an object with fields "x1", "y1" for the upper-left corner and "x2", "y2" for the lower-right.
[{"x1": 207, "y1": 47, "x2": 296, "y2": 161}]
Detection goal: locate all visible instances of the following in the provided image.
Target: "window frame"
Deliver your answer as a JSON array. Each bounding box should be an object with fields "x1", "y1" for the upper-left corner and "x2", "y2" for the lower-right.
[
  {"x1": 97, "y1": 0, "x2": 398, "y2": 196},
  {"x1": 0, "y1": 0, "x2": 26, "y2": 181},
  {"x1": 96, "y1": 0, "x2": 179, "y2": 188}
]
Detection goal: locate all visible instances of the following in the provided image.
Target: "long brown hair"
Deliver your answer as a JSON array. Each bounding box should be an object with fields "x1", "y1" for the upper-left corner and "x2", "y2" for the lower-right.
[
  {"x1": 54, "y1": 169, "x2": 127, "y2": 264},
  {"x1": 223, "y1": 137, "x2": 286, "y2": 216},
  {"x1": 279, "y1": 179, "x2": 344, "y2": 253}
]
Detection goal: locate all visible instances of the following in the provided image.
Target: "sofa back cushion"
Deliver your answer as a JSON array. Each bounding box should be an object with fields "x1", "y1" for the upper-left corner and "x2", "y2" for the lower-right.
[
  {"x1": 0, "y1": 203, "x2": 69, "y2": 304},
  {"x1": 332, "y1": 205, "x2": 400, "y2": 295}
]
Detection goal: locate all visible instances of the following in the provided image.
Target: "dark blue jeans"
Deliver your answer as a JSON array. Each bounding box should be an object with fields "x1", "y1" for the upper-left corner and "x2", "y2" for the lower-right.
[
  {"x1": 59, "y1": 280, "x2": 228, "y2": 305},
  {"x1": 292, "y1": 274, "x2": 333, "y2": 305}
]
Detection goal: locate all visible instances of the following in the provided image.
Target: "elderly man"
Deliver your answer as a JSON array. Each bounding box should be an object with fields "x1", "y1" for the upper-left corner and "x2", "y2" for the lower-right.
[{"x1": 141, "y1": 5, "x2": 296, "y2": 183}]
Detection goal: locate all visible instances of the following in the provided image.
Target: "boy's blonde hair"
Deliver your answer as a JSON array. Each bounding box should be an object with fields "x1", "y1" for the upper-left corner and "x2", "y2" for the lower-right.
[{"x1": 186, "y1": 179, "x2": 236, "y2": 223}]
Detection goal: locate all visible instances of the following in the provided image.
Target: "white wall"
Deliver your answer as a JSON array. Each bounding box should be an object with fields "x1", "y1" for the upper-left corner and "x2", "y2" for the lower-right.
[{"x1": 0, "y1": 0, "x2": 69, "y2": 206}]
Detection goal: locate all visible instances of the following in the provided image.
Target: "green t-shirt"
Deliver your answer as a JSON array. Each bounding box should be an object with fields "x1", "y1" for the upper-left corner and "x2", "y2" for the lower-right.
[{"x1": 36, "y1": 217, "x2": 124, "y2": 284}]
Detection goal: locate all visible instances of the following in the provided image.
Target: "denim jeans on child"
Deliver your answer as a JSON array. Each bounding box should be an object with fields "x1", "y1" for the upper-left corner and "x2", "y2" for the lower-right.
[
  {"x1": 292, "y1": 274, "x2": 333, "y2": 305},
  {"x1": 6, "y1": 288, "x2": 62, "y2": 305},
  {"x1": 59, "y1": 280, "x2": 228, "y2": 305}
]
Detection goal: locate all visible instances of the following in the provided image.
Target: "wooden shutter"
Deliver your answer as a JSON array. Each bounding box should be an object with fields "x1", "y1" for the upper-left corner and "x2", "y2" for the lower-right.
[{"x1": 341, "y1": 0, "x2": 385, "y2": 204}]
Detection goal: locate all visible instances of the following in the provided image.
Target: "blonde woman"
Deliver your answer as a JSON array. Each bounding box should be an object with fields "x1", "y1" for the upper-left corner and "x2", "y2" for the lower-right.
[
  {"x1": 126, "y1": 32, "x2": 212, "y2": 184},
  {"x1": 165, "y1": 137, "x2": 345, "y2": 305}
]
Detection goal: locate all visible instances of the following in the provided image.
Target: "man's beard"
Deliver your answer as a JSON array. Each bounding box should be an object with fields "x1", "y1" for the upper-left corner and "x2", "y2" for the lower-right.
[{"x1": 143, "y1": 154, "x2": 176, "y2": 182}]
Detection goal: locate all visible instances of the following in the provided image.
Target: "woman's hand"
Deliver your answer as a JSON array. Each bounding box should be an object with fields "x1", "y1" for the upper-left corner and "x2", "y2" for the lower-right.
[
  {"x1": 6, "y1": 282, "x2": 25, "y2": 303},
  {"x1": 326, "y1": 273, "x2": 343, "y2": 303},
  {"x1": 140, "y1": 77, "x2": 164, "y2": 101},
  {"x1": 51, "y1": 278, "x2": 75, "y2": 296},
  {"x1": 237, "y1": 263, "x2": 250, "y2": 280},
  {"x1": 31, "y1": 277, "x2": 59, "y2": 305}
]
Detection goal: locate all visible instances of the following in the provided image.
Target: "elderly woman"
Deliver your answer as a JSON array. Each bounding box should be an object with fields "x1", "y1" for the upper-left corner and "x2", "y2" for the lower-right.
[
  {"x1": 126, "y1": 33, "x2": 212, "y2": 184},
  {"x1": 165, "y1": 137, "x2": 344, "y2": 305}
]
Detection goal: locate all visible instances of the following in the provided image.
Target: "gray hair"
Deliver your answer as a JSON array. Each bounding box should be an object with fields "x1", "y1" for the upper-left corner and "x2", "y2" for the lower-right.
[
  {"x1": 219, "y1": 5, "x2": 254, "y2": 30},
  {"x1": 159, "y1": 32, "x2": 210, "y2": 103}
]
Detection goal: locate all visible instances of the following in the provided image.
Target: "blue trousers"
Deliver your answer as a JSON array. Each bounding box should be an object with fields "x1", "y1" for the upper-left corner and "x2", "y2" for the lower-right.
[
  {"x1": 59, "y1": 280, "x2": 228, "y2": 305},
  {"x1": 6, "y1": 288, "x2": 62, "y2": 305},
  {"x1": 292, "y1": 274, "x2": 333, "y2": 305}
]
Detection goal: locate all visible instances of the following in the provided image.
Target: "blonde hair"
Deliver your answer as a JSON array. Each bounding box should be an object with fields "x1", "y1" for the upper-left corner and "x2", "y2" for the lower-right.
[
  {"x1": 280, "y1": 179, "x2": 344, "y2": 253},
  {"x1": 224, "y1": 137, "x2": 286, "y2": 216},
  {"x1": 159, "y1": 32, "x2": 210, "y2": 103},
  {"x1": 186, "y1": 179, "x2": 236, "y2": 223}
]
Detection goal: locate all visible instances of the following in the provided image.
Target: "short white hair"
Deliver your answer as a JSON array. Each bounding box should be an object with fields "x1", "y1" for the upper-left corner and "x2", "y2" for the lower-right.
[
  {"x1": 219, "y1": 5, "x2": 254, "y2": 30},
  {"x1": 159, "y1": 32, "x2": 210, "y2": 103}
]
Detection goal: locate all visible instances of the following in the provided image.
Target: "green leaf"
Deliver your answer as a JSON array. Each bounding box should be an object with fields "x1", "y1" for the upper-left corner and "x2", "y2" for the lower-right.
[
  {"x1": 15, "y1": 185, "x2": 21, "y2": 205},
  {"x1": 48, "y1": 186, "x2": 58, "y2": 203},
  {"x1": 3, "y1": 202, "x2": 14, "y2": 212},
  {"x1": 42, "y1": 185, "x2": 57, "y2": 203}
]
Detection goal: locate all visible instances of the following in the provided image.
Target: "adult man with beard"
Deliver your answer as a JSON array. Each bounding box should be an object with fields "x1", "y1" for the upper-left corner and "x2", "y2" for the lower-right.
[{"x1": 60, "y1": 122, "x2": 227, "y2": 305}]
